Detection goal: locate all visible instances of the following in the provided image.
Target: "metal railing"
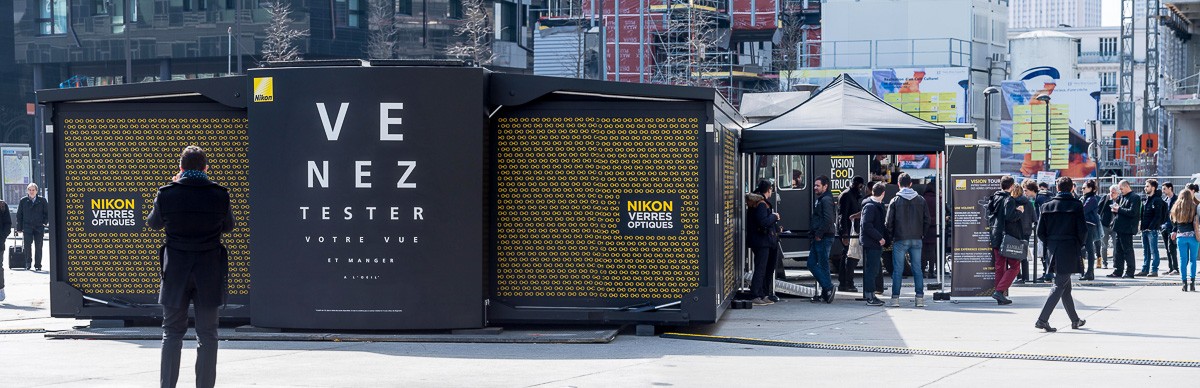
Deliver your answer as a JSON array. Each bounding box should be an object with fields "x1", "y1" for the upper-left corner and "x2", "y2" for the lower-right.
[
  {"x1": 1170, "y1": 71, "x2": 1200, "y2": 99},
  {"x1": 796, "y1": 38, "x2": 972, "y2": 69},
  {"x1": 798, "y1": 40, "x2": 874, "y2": 69},
  {"x1": 1079, "y1": 51, "x2": 1119, "y2": 64}
]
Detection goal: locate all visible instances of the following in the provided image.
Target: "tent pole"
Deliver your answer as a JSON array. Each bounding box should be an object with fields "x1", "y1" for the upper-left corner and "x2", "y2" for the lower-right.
[{"x1": 938, "y1": 151, "x2": 946, "y2": 288}]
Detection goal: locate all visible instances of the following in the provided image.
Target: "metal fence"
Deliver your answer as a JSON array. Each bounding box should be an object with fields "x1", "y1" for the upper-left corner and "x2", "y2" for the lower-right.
[{"x1": 797, "y1": 38, "x2": 972, "y2": 70}]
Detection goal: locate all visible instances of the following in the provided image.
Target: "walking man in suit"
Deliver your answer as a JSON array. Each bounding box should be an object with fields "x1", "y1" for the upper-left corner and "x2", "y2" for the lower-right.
[
  {"x1": 148, "y1": 146, "x2": 235, "y2": 388},
  {"x1": 15, "y1": 183, "x2": 48, "y2": 271},
  {"x1": 1035, "y1": 177, "x2": 1088, "y2": 332}
]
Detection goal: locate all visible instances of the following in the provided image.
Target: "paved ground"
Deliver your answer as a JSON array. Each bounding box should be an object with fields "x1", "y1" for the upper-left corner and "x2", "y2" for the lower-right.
[{"x1": 3, "y1": 244, "x2": 1199, "y2": 387}]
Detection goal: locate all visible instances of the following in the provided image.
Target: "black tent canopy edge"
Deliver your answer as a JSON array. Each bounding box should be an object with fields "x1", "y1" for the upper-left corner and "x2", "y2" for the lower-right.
[{"x1": 740, "y1": 74, "x2": 946, "y2": 155}]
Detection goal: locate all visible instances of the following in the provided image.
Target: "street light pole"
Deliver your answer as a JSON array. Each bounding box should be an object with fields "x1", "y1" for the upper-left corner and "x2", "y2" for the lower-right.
[
  {"x1": 1035, "y1": 94, "x2": 1051, "y2": 283},
  {"x1": 984, "y1": 87, "x2": 1000, "y2": 173}
]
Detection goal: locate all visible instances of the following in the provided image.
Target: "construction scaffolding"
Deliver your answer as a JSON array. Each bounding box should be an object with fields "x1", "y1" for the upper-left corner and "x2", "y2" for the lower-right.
[{"x1": 649, "y1": 0, "x2": 734, "y2": 98}]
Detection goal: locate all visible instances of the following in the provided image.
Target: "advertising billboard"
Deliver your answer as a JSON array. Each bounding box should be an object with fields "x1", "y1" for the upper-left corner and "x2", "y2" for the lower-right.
[
  {"x1": 999, "y1": 78, "x2": 1100, "y2": 178},
  {"x1": 873, "y1": 67, "x2": 970, "y2": 124},
  {"x1": 246, "y1": 67, "x2": 486, "y2": 330},
  {"x1": 55, "y1": 104, "x2": 252, "y2": 310}
]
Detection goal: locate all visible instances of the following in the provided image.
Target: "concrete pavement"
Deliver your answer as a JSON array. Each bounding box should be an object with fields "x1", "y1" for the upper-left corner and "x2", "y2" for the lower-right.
[{"x1": 3, "y1": 244, "x2": 1200, "y2": 387}]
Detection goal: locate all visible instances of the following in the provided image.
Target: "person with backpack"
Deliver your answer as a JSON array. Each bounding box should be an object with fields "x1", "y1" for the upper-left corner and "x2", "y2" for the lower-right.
[
  {"x1": 859, "y1": 182, "x2": 888, "y2": 306},
  {"x1": 989, "y1": 175, "x2": 1023, "y2": 305},
  {"x1": 746, "y1": 180, "x2": 781, "y2": 306},
  {"x1": 884, "y1": 173, "x2": 931, "y2": 308}
]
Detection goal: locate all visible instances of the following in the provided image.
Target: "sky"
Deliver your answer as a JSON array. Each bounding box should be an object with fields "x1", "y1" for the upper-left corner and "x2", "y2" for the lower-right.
[{"x1": 1101, "y1": 0, "x2": 1119, "y2": 27}]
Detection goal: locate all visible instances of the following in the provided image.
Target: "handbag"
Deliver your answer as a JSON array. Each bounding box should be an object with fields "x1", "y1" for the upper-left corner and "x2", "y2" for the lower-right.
[
  {"x1": 847, "y1": 237, "x2": 863, "y2": 260},
  {"x1": 999, "y1": 234, "x2": 1027, "y2": 260}
]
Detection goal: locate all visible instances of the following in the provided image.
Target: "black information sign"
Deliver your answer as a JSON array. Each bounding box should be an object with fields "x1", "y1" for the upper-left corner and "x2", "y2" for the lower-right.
[
  {"x1": 950, "y1": 174, "x2": 1005, "y2": 297},
  {"x1": 247, "y1": 67, "x2": 486, "y2": 330}
]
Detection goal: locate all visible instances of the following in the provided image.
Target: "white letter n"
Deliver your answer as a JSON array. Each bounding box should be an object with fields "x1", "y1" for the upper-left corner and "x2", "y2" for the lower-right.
[{"x1": 308, "y1": 161, "x2": 329, "y2": 188}]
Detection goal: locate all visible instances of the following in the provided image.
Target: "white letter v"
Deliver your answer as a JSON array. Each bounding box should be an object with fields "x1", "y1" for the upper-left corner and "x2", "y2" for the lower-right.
[{"x1": 316, "y1": 102, "x2": 349, "y2": 141}]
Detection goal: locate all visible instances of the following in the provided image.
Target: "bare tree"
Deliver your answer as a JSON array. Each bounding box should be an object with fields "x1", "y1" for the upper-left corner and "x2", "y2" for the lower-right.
[
  {"x1": 549, "y1": 0, "x2": 589, "y2": 78},
  {"x1": 366, "y1": 0, "x2": 398, "y2": 59},
  {"x1": 773, "y1": 12, "x2": 806, "y2": 86},
  {"x1": 446, "y1": 0, "x2": 494, "y2": 66},
  {"x1": 262, "y1": 0, "x2": 309, "y2": 63}
]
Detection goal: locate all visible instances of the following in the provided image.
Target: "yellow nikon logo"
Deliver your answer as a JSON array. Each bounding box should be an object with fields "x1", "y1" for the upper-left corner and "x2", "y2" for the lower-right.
[
  {"x1": 253, "y1": 77, "x2": 274, "y2": 103},
  {"x1": 955, "y1": 179, "x2": 967, "y2": 190}
]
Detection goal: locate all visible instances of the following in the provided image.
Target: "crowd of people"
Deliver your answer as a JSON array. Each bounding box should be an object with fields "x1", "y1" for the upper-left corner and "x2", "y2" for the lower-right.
[
  {"x1": 745, "y1": 172, "x2": 934, "y2": 308},
  {"x1": 745, "y1": 173, "x2": 1200, "y2": 331}
]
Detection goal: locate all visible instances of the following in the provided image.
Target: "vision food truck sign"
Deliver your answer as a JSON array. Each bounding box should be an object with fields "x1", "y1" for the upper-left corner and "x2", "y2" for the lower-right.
[{"x1": 247, "y1": 67, "x2": 485, "y2": 330}]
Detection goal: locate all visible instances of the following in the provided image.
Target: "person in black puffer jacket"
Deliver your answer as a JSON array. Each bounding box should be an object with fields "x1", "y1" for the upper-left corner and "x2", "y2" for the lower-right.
[{"x1": 746, "y1": 180, "x2": 781, "y2": 306}]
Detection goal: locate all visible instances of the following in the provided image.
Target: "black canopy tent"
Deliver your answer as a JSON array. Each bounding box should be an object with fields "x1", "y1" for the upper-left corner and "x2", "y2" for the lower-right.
[
  {"x1": 738, "y1": 74, "x2": 952, "y2": 293},
  {"x1": 741, "y1": 74, "x2": 946, "y2": 155}
]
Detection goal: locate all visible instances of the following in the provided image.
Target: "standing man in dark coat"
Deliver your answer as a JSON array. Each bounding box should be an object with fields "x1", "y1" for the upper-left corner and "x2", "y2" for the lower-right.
[
  {"x1": 809, "y1": 175, "x2": 837, "y2": 303},
  {"x1": 1160, "y1": 182, "x2": 1179, "y2": 276},
  {"x1": 1079, "y1": 180, "x2": 1102, "y2": 280},
  {"x1": 1035, "y1": 177, "x2": 1088, "y2": 332},
  {"x1": 859, "y1": 182, "x2": 888, "y2": 306},
  {"x1": 1138, "y1": 179, "x2": 1168, "y2": 277},
  {"x1": 1096, "y1": 185, "x2": 1119, "y2": 270},
  {"x1": 1034, "y1": 181, "x2": 1054, "y2": 280},
  {"x1": 148, "y1": 146, "x2": 235, "y2": 388},
  {"x1": 15, "y1": 183, "x2": 48, "y2": 271},
  {"x1": 835, "y1": 177, "x2": 865, "y2": 293},
  {"x1": 1109, "y1": 180, "x2": 1141, "y2": 278}
]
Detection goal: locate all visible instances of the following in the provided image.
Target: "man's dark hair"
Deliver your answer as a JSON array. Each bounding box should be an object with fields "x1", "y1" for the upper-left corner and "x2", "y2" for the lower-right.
[
  {"x1": 898, "y1": 173, "x2": 912, "y2": 187},
  {"x1": 815, "y1": 175, "x2": 830, "y2": 188},
  {"x1": 852, "y1": 176, "x2": 865, "y2": 188},
  {"x1": 180, "y1": 145, "x2": 207, "y2": 171},
  {"x1": 1038, "y1": 181, "x2": 1049, "y2": 190},
  {"x1": 1024, "y1": 180, "x2": 1038, "y2": 193},
  {"x1": 1189, "y1": 183, "x2": 1199, "y2": 193},
  {"x1": 792, "y1": 169, "x2": 802, "y2": 181},
  {"x1": 1056, "y1": 177, "x2": 1074, "y2": 193},
  {"x1": 1147, "y1": 178, "x2": 1159, "y2": 189},
  {"x1": 870, "y1": 182, "x2": 885, "y2": 197},
  {"x1": 1000, "y1": 175, "x2": 1015, "y2": 190},
  {"x1": 1084, "y1": 180, "x2": 1097, "y2": 192},
  {"x1": 1163, "y1": 182, "x2": 1174, "y2": 190}
]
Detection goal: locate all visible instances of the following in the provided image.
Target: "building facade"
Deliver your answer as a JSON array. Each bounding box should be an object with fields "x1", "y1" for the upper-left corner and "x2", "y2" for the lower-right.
[
  {"x1": 1009, "y1": 26, "x2": 1148, "y2": 138},
  {"x1": 1009, "y1": 0, "x2": 1102, "y2": 29},
  {"x1": 2, "y1": 0, "x2": 536, "y2": 186}
]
